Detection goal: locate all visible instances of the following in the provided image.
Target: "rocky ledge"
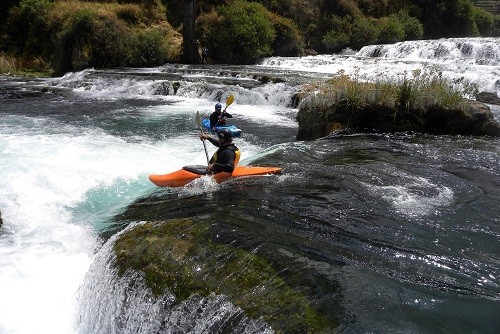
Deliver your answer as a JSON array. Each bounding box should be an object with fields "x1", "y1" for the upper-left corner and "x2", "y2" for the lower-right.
[{"x1": 296, "y1": 98, "x2": 500, "y2": 140}]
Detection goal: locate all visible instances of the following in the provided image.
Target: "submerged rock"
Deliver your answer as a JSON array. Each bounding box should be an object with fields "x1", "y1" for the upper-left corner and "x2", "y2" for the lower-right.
[
  {"x1": 296, "y1": 98, "x2": 500, "y2": 140},
  {"x1": 113, "y1": 218, "x2": 333, "y2": 333}
]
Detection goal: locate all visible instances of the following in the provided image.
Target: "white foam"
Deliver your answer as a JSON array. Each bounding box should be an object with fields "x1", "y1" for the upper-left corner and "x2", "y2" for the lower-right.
[
  {"x1": 0, "y1": 113, "x2": 219, "y2": 333},
  {"x1": 362, "y1": 175, "x2": 454, "y2": 218}
]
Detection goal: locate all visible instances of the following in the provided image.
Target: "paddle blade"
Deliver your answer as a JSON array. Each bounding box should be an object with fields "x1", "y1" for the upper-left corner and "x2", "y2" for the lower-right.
[
  {"x1": 195, "y1": 110, "x2": 202, "y2": 128},
  {"x1": 226, "y1": 94, "x2": 235, "y2": 108}
]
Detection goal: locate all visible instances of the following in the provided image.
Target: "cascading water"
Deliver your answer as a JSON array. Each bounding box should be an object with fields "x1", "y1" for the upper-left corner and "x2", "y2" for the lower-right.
[
  {"x1": 0, "y1": 37, "x2": 499, "y2": 334},
  {"x1": 260, "y1": 37, "x2": 500, "y2": 96},
  {"x1": 76, "y1": 224, "x2": 273, "y2": 334}
]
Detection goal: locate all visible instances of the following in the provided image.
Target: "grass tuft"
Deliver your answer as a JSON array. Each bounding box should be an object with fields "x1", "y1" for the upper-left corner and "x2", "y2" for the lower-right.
[{"x1": 300, "y1": 66, "x2": 467, "y2": 111}]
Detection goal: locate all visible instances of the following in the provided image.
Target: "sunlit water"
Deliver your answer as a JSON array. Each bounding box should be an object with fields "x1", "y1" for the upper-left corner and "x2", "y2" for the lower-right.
[{"x1": 0, "y1": 37, "x2": 499, "y2": 333}]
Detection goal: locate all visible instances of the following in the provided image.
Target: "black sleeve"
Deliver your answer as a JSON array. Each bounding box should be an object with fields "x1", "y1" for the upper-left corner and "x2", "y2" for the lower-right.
[
  {"x1": 223, "y1": 112, "x2": 232, "y2": 118},
  {"x1": 212, "y1": 148, "x2": 235, "y2": 173},
  {"x1": 206, "y1": 136, "x2": 220, "y2": 147}
]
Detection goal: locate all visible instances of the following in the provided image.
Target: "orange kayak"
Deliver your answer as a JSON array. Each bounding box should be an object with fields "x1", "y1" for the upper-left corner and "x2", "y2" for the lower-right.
[{"x1": 149, "y1": 165, "x2": 282, "y2": 187}]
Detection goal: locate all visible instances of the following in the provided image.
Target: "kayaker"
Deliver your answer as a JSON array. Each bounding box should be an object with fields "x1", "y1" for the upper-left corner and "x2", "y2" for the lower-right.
[
  {"x1": 199, "y1": 128, "x2": 240, "y2": 173},
  {"x1": 209, "y1": 102, "x2": 233, "y2": 130}
]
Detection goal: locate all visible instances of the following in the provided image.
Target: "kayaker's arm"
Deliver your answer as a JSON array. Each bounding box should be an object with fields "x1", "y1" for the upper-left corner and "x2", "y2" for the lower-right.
[{"x1": 199, "y1": 133, "x2": 220, "y2": 147}]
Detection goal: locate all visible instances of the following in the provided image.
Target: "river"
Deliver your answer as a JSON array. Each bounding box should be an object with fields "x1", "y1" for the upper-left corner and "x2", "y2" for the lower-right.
[{"x1": 0, "y1": 37, "x2": 499, "y2": 333}]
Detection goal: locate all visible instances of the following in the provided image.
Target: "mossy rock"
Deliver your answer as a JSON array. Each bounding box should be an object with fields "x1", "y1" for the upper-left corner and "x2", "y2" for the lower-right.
[{"x1": 113, "y1": 218, "x2": 331, "y2": 333}]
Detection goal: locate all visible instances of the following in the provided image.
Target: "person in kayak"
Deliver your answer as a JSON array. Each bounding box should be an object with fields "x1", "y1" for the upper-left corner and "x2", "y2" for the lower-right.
[
  {"x1": 209, "y1": 102, "x2": 233, "y2": 130},
  {"x1": 199, "y1": 128, "x2": 240, "y2": 173}
]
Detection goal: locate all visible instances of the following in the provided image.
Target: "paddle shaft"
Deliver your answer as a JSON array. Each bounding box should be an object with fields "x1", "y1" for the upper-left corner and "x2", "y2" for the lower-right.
[{"x1": 196, "y1": 111, "x2": 210, "y2": 164}]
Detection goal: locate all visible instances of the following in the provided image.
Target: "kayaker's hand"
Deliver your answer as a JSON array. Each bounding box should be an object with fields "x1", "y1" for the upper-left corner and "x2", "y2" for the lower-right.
[
  {"x1": 207, "y1": 163, "x2": 214, "y2": 171},
  {"x1": 199, "y1": 133, "x2": 208, "y2": 141}
]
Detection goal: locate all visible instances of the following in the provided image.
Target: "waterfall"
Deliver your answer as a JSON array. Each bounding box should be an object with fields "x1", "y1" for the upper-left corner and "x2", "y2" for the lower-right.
[{"x1": 75, "y1": 224, "x2": 273, "y2": 334}]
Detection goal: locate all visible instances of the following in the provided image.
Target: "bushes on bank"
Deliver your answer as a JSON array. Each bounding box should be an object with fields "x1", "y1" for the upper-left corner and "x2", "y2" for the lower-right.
[
  {"x1": 473, "y1": 7, "x2": 494, "y2": 37},
  {"x1": 3, "y1": 0, "x2": 52, "y2": 58},
  {"x1": 2, "y1": 0, "x2": 181, "y2": 75},
  {"x1": 127, "y1": 25, "x2": 174, "y2": 67},
  {"x1": 267, "y1": 12, "x2": 304, "y2": 57},
  {"x1": 0, "y1": 0, "x2": 498, "y2": 74},
  {"x1": 322, "y1": 10, "x2": 423, "y2": 52},
  {"x1": 198, "y1": 0, "x2": 276, "y2": 64}
]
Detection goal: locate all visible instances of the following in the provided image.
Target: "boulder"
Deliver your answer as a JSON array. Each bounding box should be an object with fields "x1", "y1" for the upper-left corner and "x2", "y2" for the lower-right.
[{"x1": 476, "y1": 91, "x2": 500, "y2": 105}]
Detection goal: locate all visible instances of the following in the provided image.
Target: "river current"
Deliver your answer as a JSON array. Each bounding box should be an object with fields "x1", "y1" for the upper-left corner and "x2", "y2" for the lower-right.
[{"x1": 0, "y1": 37, "x2": 499, "y2": 333}]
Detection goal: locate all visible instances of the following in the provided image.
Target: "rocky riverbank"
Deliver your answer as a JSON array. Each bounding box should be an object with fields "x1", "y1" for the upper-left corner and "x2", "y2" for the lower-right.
[{"x1": 295, "y1": 88, "x2": 500, "y2": 140}]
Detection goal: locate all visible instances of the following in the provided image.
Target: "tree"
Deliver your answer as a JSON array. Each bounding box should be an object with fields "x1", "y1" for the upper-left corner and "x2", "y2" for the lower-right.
[{"x1": 181, "y1": 0, "x2": 201, "y2": 64}]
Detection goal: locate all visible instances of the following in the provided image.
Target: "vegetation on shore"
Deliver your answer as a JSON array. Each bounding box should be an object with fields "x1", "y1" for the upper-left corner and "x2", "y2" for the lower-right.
[
  {"x1": 0, "y1": 52, "x2": 53, "y2": 76},
  {"x1": 1, "y1": 0, "x2": 182, "y2": 75},
  {"x1": 0, "y1": 0, "x2": 499, "y2": 76},
  {"x1": 301, "y1": 67, "x2": 474, "y2": 112}
]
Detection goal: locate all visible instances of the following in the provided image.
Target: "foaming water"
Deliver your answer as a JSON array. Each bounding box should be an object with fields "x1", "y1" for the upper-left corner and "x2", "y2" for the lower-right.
[{"x1": 361, "y1": 167, "x2": 454, "y2": 218}]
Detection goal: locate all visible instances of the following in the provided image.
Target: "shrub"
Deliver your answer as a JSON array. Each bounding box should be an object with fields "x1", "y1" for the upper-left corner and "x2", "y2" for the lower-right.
[
  {"x1": 377, "y1": 15, "x2": 405, "y2": 44},
  {"x1": 267, "y1": 12, "x2": 303, "y2": 56},
  {"x1": 322, "y1": 30, "x2": 351, "y2": 52},
  {"x1": 473, "y1": 7, "x2": 494, "y2": 36},
  {"x1": 349, "y1": 15, "x2": 379, "y2": 49},
  {"x1": 322, "y1": 15, "x2": 350, "y2": 52},
  {"x1": 322, "y1": 14, "x2": 378, "y2": 51},
  {"x1": 493, "y1": 16, "x2": 500, "y2": 37},
  {"x1": 201, "y1": 0, "x2": 275, "y2": 64},
  {"x1": 51, "y1": 8, "x2": 128, "y2": 73},
  {"x1": 395, "y1": 9, "x2": 424, "y2": 40},
  {"x1": 126, "y1": 26, "x2": 173, "y2": 66},
  {"x1": 3, "y1": 0, "x2": 52, "y2": 56}
]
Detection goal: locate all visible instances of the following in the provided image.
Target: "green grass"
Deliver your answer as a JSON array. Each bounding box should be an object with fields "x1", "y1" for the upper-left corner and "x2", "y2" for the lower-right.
[
  {"x1": 0, "y1": 53, "x2": 53, "y2": 77},
  {"x1": 301, "y1": 67, "x2": 469, "y2": 111}
]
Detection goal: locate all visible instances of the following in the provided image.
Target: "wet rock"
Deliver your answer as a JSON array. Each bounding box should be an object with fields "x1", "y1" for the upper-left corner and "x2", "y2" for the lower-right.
[
  {"x1": 172, "y1": 82, "x2": 180, "y2": 94},
  {"x1": 297, "y1": 98, "x2": 500, "y2": 140},
  {"x1": 476, "y1": 91, "x2": 500, "y2": 105},
  {"x1": 0, "y1": 210, "x2": 2, "y2": 227},
  {"x1": 255, "y1": 75, "x2": 286, "y2": 84},
  {"x1": 290, "y1": 92, "x2": 304, "y2": 108},
  {"x1": 113, "y1": 218, "x2": 333, "y2": 333}
]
